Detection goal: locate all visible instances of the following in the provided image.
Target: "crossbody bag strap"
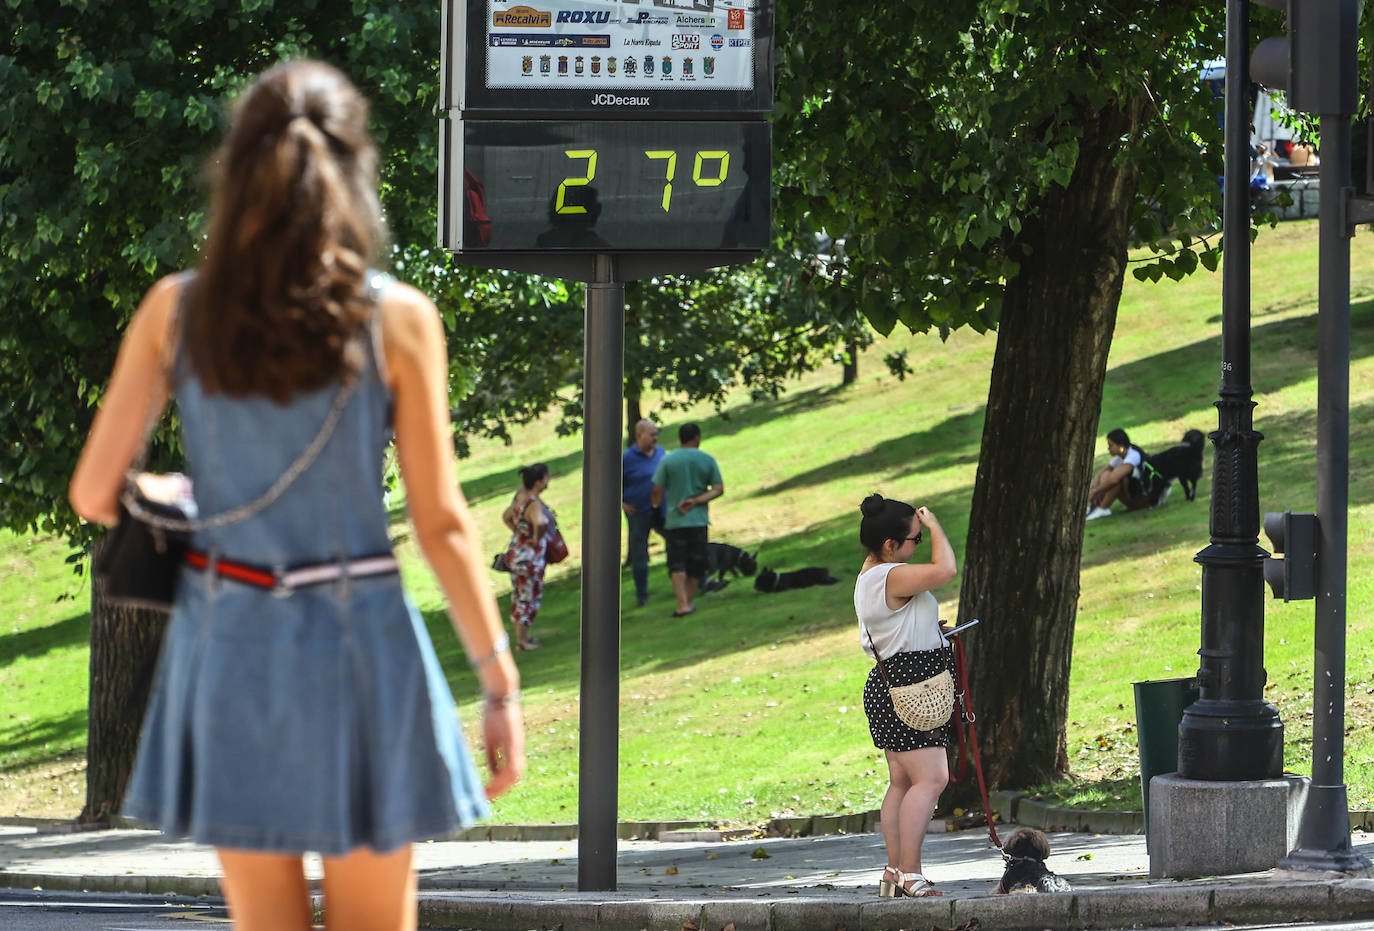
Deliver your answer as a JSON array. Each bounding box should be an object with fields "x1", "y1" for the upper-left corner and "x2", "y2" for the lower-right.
[{"x1": 863, "y1": 622, "x2": 895, "y2": 690}]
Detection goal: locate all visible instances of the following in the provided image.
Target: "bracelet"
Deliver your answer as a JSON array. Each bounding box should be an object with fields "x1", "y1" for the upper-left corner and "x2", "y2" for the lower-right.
[
  {"x1": 485, "y1": 689, "x2": 522, "y2": 707},
  {"x1": 469, "y1": 633, "x2": 510, "y2": 670}
]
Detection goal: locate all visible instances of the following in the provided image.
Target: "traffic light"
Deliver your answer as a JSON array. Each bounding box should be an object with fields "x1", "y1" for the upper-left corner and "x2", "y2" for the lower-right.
[
  {"x1": 1251, "y1": 0, "x2": 1359, "y2": 116},
  {"x1": 1263, "y1": 510, "x2": 1317, "y2": 601}
]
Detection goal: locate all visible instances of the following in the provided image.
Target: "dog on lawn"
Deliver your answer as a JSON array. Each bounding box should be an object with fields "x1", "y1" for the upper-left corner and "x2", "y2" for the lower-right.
[
  {"x1": 1143, "y1": 428, "x2": 1206, "y2": 506},
  {"x1": 995, "y1": 828, "x2": 1072, "y2": 894},
  {"x1": 753, "y1": 566, "x2": 839, "y2": 593},
  {"x1": 707, "y1": 543, "x2": 758, "y2": 582}
]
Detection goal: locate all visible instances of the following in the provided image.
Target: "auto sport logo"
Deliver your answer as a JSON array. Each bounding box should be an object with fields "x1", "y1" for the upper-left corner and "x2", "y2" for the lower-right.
[
  {"x1": 493, "y1": 5, "x2": 551, "y2": 27},
  {"x1": 727, "y1": 9, "x2": 745, "y2": 29},
  {"x1": 671, "y1": 33, "x2": 700, "y2": 50},
  {"x1": 710, "y1": 34, "x2": 724, "y2": 50}
]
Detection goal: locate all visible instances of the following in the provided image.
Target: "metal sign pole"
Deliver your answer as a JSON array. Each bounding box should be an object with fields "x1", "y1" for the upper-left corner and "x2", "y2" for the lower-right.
[{"x1": 577, "y1": 253, "x2": 624, "y2": 891}]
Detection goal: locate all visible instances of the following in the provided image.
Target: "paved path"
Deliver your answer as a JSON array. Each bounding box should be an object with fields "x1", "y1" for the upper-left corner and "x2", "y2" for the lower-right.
[{"x1": 2, "y1": 823, "x2": 1372, "y2": 929}]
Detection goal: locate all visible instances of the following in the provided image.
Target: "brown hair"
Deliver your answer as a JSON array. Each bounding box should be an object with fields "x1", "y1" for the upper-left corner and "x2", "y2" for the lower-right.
[{"x1": 185, "y1": 60, "x2": 383, "y2": 401}]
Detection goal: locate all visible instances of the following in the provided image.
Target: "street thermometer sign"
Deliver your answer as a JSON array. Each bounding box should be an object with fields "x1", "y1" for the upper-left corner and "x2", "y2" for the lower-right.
[{"x1": 439, "y1": 0, "x2": 774, "y2": 280}]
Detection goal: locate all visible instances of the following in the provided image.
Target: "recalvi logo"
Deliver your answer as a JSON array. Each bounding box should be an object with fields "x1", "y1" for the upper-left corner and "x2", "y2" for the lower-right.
[{"x1": 493, "y1": 6, "x2": 551, "y2": 27}]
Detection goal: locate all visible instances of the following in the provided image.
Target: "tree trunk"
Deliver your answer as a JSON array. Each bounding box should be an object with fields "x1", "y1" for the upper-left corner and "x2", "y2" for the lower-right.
[
  {"x1": 841, "y1": 339, "x2": 858, "y2": 386},
  {"x1": 79, "y1": 537, "x2": 169, "y2": 824},
  {"x1": 954, "y1": 94, "x2": 1148, "y2": 794},
  {"x1": 625, "y1": 376, "x2": 643, "y2": 448}
]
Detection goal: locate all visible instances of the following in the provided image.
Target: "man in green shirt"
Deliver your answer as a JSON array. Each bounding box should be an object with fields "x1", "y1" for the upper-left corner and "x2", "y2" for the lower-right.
[{"x1": 651, "y1": 422, "x2": 724, "y2": 617}]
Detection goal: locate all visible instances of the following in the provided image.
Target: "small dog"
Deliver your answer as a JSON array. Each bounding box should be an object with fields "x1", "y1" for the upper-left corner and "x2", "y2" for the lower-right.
[
  {"x1": 1143, "y1": 428, "x2": 1206, "y2": 506},
  {"x1": 995, "y1": 828, "x2": 1072, "y2": 894},
  {"x1": 753, "y1": 566, "x2": 839, "y2": 593},
  {"x1": 707, "y1": 543, "x2": 759, "y2": 582}
]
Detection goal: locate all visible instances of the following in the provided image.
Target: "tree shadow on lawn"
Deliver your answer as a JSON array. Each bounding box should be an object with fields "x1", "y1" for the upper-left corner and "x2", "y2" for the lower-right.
[
  {"x1": 443, "y1": 384, "x2": 856, "y2": 514},
  {"x1": 1105, "y1": 297, "x2": 1374, "y2": 433},
  {"x1": 745, "y1": 406, "x2": 986, "y2": 501},
  {"x1": 0, "y1": 612, "x2": 91, "y2": 670},
  {"x1": 0, "y1": 708, "x2": 88, "y2": 771},
  {"x1": 419, "y1": 484, "x2": 977, "y2": 694}
]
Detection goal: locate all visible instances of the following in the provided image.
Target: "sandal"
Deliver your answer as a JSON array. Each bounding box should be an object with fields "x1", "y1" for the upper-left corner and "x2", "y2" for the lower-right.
[
  {"x1": 877, "y1": 865, "x2": 901, "y2": 897},
  {"x1": 898, "y1": 872, "x2": 942, "y2": 898},
  {"x1": 517, "y1": 636, "x2": 541, "y2": 651}
]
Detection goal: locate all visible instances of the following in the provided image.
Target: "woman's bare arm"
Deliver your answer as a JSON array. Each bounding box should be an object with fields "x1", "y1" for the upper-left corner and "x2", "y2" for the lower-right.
[
  {"x1": 69, "y1": 276, "x2": 182, "y2": 525},
  {"x1": 383, "y1": 283, "x2": 524, "y2": 798}
]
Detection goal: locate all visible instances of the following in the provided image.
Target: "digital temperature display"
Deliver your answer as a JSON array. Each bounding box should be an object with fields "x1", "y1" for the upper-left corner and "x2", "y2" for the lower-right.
[{"x1": 451, "y1": 119, "x2": 770, "y2": 252}]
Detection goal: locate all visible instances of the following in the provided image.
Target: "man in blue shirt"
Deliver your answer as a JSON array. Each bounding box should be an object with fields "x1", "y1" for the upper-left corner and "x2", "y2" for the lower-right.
[
  {"x1": 622, "y1": 419, "x2": 664, "y2": 607},
  {"x1": 652, "y1": 422, "x2": 724, "y2": 617}
]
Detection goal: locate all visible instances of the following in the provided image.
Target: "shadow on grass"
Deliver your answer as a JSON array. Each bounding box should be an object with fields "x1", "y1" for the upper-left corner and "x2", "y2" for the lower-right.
[
  {"x1": 0, "y1": 708, "x2": 88, "y2": 769},
  {"x1": 420, "y1": 483, "x2": 976, "y2": 697},
  {"x1": 0, "y1": 612, "x2": 91, "y2": 670}
]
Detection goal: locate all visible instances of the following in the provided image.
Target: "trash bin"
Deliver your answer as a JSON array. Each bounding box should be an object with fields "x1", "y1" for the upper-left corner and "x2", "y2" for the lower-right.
[{"x1": 1132, "y1": 676, "x2": 1200, "y2": 836}]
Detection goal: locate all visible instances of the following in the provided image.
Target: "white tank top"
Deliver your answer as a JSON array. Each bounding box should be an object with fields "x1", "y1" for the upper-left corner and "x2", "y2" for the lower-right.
[{"x1": 854, "y1": 562, "x2": 943, "y2": 658}]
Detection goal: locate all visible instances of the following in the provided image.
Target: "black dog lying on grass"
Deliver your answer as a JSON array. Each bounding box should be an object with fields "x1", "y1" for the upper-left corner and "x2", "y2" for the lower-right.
[
  {"x1": 1143, "y1": 428, "x2": 1206, "y2": 506},
  {"x1": 995, "y1": 828, "x2": 1072, "y2": 894},
  {"x1": 753, "y1": 566, "x2": 839, "y2": 593}
]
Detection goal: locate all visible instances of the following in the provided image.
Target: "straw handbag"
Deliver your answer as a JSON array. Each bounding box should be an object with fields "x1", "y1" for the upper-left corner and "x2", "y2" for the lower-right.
[{"x1": 864, "y1": 625, "x2": 955, "y2": 732}]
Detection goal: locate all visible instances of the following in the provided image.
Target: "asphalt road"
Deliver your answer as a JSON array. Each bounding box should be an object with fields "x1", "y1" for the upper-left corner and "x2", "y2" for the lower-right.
[{"x1": 0, "y1": 890, "x2": 227, "y2": 929}]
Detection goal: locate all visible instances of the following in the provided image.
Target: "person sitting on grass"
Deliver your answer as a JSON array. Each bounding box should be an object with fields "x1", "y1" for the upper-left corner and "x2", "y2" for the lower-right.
[{"x1": 1086, "y1": 427, "x2": 1149, "y2": 520}]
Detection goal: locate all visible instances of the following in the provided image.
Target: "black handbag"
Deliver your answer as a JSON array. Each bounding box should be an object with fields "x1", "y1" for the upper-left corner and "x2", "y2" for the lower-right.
[{"x1": 94, "y1": 482, "x2": 193, "y2": 612}]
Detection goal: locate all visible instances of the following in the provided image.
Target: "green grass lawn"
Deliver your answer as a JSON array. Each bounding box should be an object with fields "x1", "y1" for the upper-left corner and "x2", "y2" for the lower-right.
[{"x1": 3, "y1": 218, "x2": 1373, "y2": 822}]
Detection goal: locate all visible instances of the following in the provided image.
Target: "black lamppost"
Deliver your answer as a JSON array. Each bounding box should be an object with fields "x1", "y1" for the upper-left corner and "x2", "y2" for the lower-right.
[{"x1": 1178, "y1": 0, "x2": 1285, "y2": 783}]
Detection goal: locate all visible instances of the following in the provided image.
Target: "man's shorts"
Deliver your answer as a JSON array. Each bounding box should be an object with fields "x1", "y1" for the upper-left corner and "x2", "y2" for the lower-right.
[{"x1": 664, "y1": 526, "x2": 709, "y2": 578}]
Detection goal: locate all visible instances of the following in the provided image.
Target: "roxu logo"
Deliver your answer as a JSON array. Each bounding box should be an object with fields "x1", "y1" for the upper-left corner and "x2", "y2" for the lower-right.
[{"x1": 555, "y1": 9, "x2": 610, "y2": 23}]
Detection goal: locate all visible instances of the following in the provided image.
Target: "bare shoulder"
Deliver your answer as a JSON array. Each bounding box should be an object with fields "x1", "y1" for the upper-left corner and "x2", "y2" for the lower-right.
[{"x1": 128, "y1": 272, "x2": 190, "y2": 350}]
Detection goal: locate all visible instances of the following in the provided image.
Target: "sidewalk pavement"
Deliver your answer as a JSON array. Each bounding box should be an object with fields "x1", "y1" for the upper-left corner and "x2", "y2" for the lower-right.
[{"x1": 1, "y1": 817, "x2": 1372, "y2": 930}]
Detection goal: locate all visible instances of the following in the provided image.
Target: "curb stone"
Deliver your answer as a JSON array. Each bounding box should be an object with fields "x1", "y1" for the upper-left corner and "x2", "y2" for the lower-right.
[{"x1": 402, "y1": 883, "x2": 1374, "y2": 931}]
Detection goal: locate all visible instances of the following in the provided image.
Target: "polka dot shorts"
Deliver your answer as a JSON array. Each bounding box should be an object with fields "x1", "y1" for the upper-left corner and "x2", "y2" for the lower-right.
[{"x1": 863, "y1": 647, "x2": 955, "y2": 751}]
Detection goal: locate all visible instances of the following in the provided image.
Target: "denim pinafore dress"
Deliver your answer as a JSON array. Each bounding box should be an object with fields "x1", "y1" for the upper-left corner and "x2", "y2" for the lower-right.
[{"x1": 122, "y1": 278, "x2": 488, "y2": 854}]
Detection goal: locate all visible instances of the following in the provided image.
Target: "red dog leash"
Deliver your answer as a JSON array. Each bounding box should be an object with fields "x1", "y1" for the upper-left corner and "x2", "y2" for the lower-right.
[{"x1": 947, "y1": 632, "x2": 1001, "y2": 848}]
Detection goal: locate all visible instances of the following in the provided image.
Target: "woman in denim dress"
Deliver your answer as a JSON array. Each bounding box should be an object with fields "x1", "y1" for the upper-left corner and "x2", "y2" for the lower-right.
[{"x1": 69, "y1": 61, "x2": 525, "y2": 930}]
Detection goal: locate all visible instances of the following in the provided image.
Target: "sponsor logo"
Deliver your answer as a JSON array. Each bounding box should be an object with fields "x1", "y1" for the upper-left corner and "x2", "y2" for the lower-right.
[
  {"x1": 554, "y1": 36, "x2": 577, "y2": 46},
  {"x1": 623, "y1": 37, "x2": 661, "y2": 46},
  {"x1": 493, "y1": 5, "x2": 551, "y2": 27},
  {"x1": 671, "y1": 33, "x2": 700, "y2": 50},
  {"x1": 592, "y1": 93, "x2": 650, "y2": 106},
  {"x1": 491, "y1": 36, "x2": 519, "y2": 46},
  {"x1": 585, "y1": 35, "x2": 609, "y2": 46},
  {"x1": 556, "y1": 10, "x2": 610, "y2": 23},
  {"x1": 676, "y1": 14, "x2": 714, "y2": 27},
  {"x1": 727, "y1": 9, "x2": 745, "y2": 29},
  {"x1": 728, "y1": 37, "x2": 751, "y2": 47},
  {"x1": 710, "y1": 34, "x2": 724, "y2": 50},
  {"x1": 626, "y1": 11, "x2": 670, "y2": 25}
]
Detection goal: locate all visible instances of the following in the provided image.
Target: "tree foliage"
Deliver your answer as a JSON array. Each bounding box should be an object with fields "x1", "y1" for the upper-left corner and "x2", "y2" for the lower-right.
[{"x1": 774, "y1": 0, "x2": 1233, "y2": 788}]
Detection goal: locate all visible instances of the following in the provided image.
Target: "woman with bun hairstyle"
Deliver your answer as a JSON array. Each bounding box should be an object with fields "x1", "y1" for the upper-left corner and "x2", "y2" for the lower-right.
[
  {"x1": 502, "y1": 462, "x2": 556, "y2": 650},
  {"x1": 855, "y1": 494, "x2": 958, "y2": 898},
  {"x1": 68, "y1": 61, "x2": 523, "y2": 929}
]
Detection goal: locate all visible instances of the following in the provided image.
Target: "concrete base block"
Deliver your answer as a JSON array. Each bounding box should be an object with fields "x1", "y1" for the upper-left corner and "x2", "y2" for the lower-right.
[
  {"x1": 1148, "y1": 773, "x2": 1308, "y2": 878},
  {"x1": 1212, "y1": 881, "x2": 1332, "y2": 924},
  {"x1": 599, "y1": 900, "x2": 704, "y2": 931}
]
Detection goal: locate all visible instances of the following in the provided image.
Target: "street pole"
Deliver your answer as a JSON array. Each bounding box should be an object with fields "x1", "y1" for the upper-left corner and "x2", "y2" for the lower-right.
[
  {"x1": 1278, "y1": 100, "x2": 1371, "y2": 871},
  {"x1": 1179, "y1": 0, "x2": 1285, "y2": 782},
  {"x1": 578, "y1": 254, "x2": 624, "y2": 891}
]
